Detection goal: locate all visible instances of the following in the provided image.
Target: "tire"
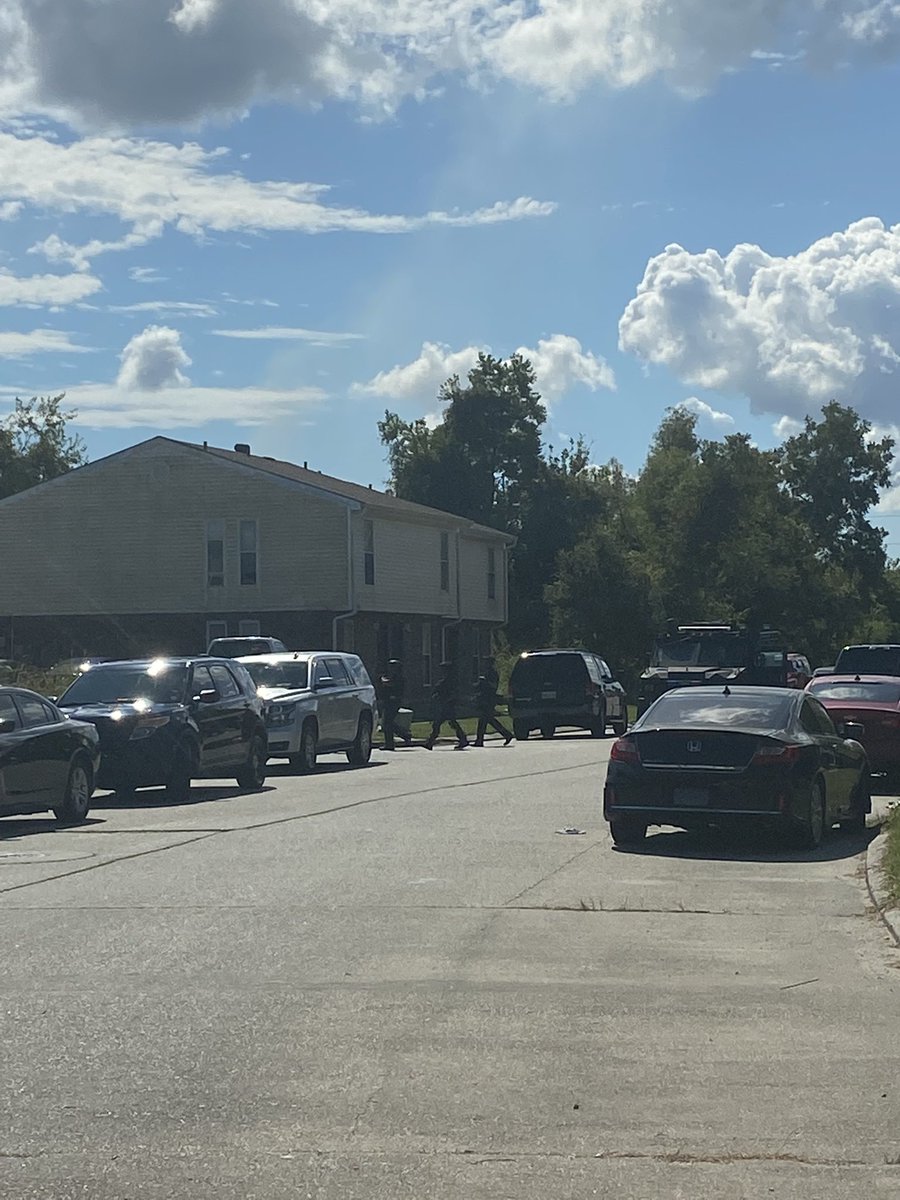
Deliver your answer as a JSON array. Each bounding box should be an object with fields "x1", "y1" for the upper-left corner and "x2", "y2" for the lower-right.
[
  {"x1": 540, "y1": 722, "x2": 556, "y2": 740},
  {"x1": 609, "y1": 815, "x2": 647, "y2": 846},
  {"x1": 513, "y1": 720, "x2": 530, "y2": 741},
  {"x1": 799, "y1": 781, "x2": 826, "y2": 849},
  {"x1": 54, "y1": 757, "x2": 92, "y2": 824},
  {"x1": 236, "y1": 733, "x2": 267, "y2": 790},
  {"x1": 347, "y1": 714, "x2": 373, "y2": 766},
  {"x1": 290, "y1": 721, "x2": 318, "y2": 773},
  {"x1": 165, "y1": 741, "x2": 195, "y2": 804},
  {"x1": 590, "y1": 705, "x2": 607, "y2": 738},
  {"x1": 840, "y1": 773, "x2": 870, "y2": 834}
]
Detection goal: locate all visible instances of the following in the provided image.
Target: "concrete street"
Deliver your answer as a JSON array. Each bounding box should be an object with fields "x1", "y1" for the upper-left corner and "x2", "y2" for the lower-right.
[{"x1": 1, "y1": 733, "x2": 899, "y2": 1199}]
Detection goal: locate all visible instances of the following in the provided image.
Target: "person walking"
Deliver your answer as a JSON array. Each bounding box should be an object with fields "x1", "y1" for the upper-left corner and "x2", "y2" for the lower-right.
[
  {"x1": 423, "y1": 660, "x2": 468, "y2": 750},
  {"x1": 379, "y1": 659, "x2": 413, "y2": 751},
  {"x1": 473, "y1": 672, "x2": 513, "y2": 747}
]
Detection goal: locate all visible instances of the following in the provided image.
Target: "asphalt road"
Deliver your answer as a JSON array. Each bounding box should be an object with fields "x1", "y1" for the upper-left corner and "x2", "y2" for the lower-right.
[{"x1": 1, "y1": 733, "x2": 899, "y2": 1199}]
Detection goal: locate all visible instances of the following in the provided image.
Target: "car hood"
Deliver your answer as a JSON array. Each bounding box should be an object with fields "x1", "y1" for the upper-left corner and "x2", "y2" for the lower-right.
[{"x1": 256, "y1": 686, "x2": 312, "y2": 702}]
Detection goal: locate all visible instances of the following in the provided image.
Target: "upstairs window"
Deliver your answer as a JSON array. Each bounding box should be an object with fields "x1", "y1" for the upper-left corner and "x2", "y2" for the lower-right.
[
  {"x1": 240, "y1": 520, "x2": 258, "y2": 586},
  {"x1": 206, "y1": 519, "x2": 225, "y2": 588},
  {"x1": 364, "y1": 520, "x2": 375, "y2": 586},
  {"x1": 440, "y1": 531, "x2": 450, "y2": 592},
  {"x1": 487, "y1": 547, "x2": 496, "y2": 600}
]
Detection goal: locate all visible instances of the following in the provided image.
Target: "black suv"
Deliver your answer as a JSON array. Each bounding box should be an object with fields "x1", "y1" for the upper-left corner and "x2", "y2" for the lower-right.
[
  {"x1": 56, "y1": 657, "x2": 268, "y2": 801},
  {"x1": 508, "y1": 649, "x2": 628, "y2": 740}
]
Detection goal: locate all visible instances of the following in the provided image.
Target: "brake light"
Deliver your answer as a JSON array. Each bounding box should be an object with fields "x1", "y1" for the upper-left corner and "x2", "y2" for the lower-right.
[
  {"x1": 751, "y1": 743, "x2": 801, "y2": 767},
  {"x1": 610, "y1": 737, "x2": 640, "y2": 765}
]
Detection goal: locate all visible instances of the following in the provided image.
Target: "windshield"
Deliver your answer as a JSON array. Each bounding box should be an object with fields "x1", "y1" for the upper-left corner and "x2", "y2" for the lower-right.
[
  {"x1": 651, "y1": 633, "x2": 749, "y2": 668},
  {"x1": 835, "y1": 647, "x2": 900, "y2": 676},
  {"x1": 58, "y1": 663, "x2": 189, "y2": 706},
  {"x1": 639, "y1": 690, "x2": 794, "y2": 730},
  {"x1": 244, "y1": 661, "x2": 310, "y2": 690},
  {"x1": 809, "y1": 680, "x2": 900, "y2": 704}
]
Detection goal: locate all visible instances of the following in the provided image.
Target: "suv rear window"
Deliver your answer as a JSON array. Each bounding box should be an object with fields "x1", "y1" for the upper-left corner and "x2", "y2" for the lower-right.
[
  {"x1": 208, "y1": 638, "x2": 284, "y2": 657},
  {"x1": 834, "y1": 646, "x2": 900, "y2": 676},
  {"x1": 510, "y1": 653, "x2": 589, "y2": 693}
]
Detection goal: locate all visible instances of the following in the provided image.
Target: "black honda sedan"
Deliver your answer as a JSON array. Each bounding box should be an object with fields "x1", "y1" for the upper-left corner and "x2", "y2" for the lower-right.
[
  {"x1": 0, "y1": 687, "x2": 100, "y2": 823},
  {"x1": 603, "y1": 686, "x2": 870, "y2": 848},
  {"x1": 56, "y1": 658, "x2": 267, "y2": 802}
]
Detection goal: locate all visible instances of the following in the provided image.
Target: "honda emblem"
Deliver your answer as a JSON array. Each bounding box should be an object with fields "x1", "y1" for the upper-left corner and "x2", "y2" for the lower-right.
[{"x1": 686, "y1": 740, "x2": 702, "y2": 753}]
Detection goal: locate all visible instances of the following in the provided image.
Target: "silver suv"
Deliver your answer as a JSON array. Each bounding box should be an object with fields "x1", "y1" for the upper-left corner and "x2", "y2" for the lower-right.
[{"x1": 238, "y1": 651, "x2": 377, "y2": 772}]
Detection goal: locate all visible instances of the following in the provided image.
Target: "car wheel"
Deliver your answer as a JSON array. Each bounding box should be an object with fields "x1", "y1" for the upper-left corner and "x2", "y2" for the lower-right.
[
  {"x1": 236, "y1": 733, "x2": 267, "y2": 790},
  {"x1": 347, "y1": 714, "x2": 373, "y2": 766},
  {"x1": 590, "y1": 705, "x2": 607, "y2": 738},
  {"x1": 513, "y1": 720, "x2": 530, "y2": 741},
  {"x1": 840, "y1": 773, "x2": 869, "y2": 834},
  {"x1": 540, "y1": 722, "x2": 556, "y2": 740},
  {"x1": 800, "y1": 781, "x2": 827, "y2": 849},
  {"x1": 290, "y1": 721, "x2": 318, "y2": 773},
  {"x1": 165, "y1": 742, "x2": 195, "y2": 804},
  {"x1": 53, "y1": 757, "x2": 92, "y2": 824},
  {"x1": 609, "y1": 816, "x2": 647, "y2": 846}
]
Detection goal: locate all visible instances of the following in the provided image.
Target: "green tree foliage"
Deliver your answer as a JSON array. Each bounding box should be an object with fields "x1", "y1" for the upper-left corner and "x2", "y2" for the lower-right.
[{"x1": 0, "y1": 395, "x2": 87, "y2": 500}]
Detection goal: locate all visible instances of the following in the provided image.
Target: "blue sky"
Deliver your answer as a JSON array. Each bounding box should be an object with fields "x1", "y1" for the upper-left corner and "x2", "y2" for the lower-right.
[{"x1": 3, "y1": 1, "x2": 900, "y2": 520}]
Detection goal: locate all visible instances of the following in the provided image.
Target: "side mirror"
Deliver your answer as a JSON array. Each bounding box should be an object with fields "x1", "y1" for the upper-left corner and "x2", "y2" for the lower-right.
[
  {"x1": 193, "y1": 689, "x2": 219, "y2": 705},
  {"x1": 841, "y1": 721, "x2": 865, "y2": 741},
  {"x1": 315, "y1": 676, "x2": 335, "y2": 690},
  {"x1": 0, "y1": 717, "x2": 15, "y2": 734}
]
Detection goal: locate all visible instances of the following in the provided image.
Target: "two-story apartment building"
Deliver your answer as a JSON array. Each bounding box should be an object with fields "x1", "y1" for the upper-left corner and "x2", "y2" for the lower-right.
[{"x1": 0, "y1": 437, "x2": 513, "y2": 705}]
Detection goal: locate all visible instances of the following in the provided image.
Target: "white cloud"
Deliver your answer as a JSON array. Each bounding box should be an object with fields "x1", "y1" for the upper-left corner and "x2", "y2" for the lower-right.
[
  {"x1": 0, "y1": 329, "x2": 89, "y2": 358},
  {"x1": 773, "y1": 415, "x2": 803, "y2": 439},
  {"x1": 211, "y1": 325, "x2": 363, "y2": 345},
  {"x1": 355, "y1": 334, "x2": 615, "y2": 403},
  {"x1": 54, "y1": 381, "x2": 324, "y2": 430},
  {"x1": 619, "y1": 218, "x2": 900, "y2": 424},
  {"x1": 678, "y1": 397, "x2": 735, "y2": 428},
  {"x1": 5, "y1": 1, "x2": 900, "y2": 127},
  {"x1": 129, "y1": 266, "x2": 167, "y2": 284},
  {"x1": 4, "y1": 133, "x2": 554, "y2": 268},
  {"x1": 0, "y1": 201, "x2": 22, "y2": 220},
  {"x1": 108, "y1": 301, "x2": 219, "y2": 318},
  {"x1": 0, "y1": 268, "x2": 102, "y2": 307},
  {"x1": 117, "y1": 325, "x2": 192, "y2": 390}
]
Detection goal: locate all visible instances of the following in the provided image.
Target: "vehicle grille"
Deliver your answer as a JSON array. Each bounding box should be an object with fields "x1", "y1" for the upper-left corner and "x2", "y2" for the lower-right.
[{"x1": 636, "y1": 731, "x2": 757, "y2": 770}]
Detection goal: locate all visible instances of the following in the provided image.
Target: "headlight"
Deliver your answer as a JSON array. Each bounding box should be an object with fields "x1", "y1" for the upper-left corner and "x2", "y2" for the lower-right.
[
  {"x1": 129, "y1": 715, "x2": 171, "y2": 741},
  {"x1": 267, "y1": 702, "x2": 298, "y2": 727}
]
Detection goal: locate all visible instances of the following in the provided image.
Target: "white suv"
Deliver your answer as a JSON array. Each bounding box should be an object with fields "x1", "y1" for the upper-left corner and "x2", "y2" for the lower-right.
[{"x1": 238, "y1": 651, "x2": 377, "y2": 772}]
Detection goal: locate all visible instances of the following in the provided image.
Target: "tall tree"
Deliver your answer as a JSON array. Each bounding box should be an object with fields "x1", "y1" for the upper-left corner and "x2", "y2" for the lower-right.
[{"x1": 0, "y1": 394, "x2": 87, "y2": 500}]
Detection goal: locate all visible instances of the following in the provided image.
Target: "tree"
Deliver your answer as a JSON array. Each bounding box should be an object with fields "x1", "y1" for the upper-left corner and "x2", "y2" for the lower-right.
[{"x1": 0, "y1": 394, "x2": 87, "y2": 500}]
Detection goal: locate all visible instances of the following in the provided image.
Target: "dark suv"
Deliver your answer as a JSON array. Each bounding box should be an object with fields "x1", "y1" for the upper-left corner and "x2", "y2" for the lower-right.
[
  {"x1": 56, "y1": 657, "x2": 267, "y2": 801},
  {"x1": 508, "y1": 649, "x2": 628, "y2": 740}
]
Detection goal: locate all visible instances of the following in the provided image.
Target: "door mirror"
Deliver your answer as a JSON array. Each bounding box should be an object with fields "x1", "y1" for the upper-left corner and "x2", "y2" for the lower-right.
[
  {"x1": 841, "y1": 721, "x2": 865, "y2": 741},
  {"x1": 193, "y1": 689, "x2": 219, "y2": 705},
  {"x1": 0, "y1": 717, "x2": 15, "y2": 734},
  {"x1": 315, "y1": 675, "x2": 335, "y2": 690}
]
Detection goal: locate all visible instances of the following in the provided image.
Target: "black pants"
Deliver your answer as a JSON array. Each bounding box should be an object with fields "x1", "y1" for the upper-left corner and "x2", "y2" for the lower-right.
[
  {"x1": 382, "y1": 700, "x2": 411, "y2": 749},
  {"x1": 476, "y1": 711, "x2": 511, "y2": 743},
  {"x1": 427, "y1": 704, "x2": 467, "y2": 746}
]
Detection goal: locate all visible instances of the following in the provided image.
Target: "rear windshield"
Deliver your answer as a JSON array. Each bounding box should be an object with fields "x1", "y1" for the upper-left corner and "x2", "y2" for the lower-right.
[
  {"x1": 809, "y1": 680, "x2": 900, "y2": 704},
  {"x1": 639, "y1": 690, "x2": 794, "y2": 730},
  {"x1": 510, "y1": 654, "x2": 588, "y2": 690},
  {"x1": 209, "y1": 638, "x2": 279, "y2": 657},
  {"x1": 835, "y1": 647, "x2": 900, "y2": 676},
  {"x1": 651, "y1": 632, "x2": 749, "y2": 668},
  {"x1": 244, "y1": 661, "x2": 310, "y2": 690},
  {"x1": 58, "y1": 663, "x2": 189, "y2": 706}
]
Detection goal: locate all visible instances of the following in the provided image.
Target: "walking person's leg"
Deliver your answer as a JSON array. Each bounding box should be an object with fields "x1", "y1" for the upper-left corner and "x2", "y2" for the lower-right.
[
  {"x1": 382, "y1": 701, "x2": 397, "y2": 750},
  {"x1": 448, "y1": 709, "x2": 468, "y2": 748},
  {"x1": 488, "y1": 714, "x2": 514, "y2": 744},
  {"x1": 424, "y1": 706, "x2": 443, "y2": 749},
  {"x1": 474, "y1": 714, "x2": 488, "y2": 747}
]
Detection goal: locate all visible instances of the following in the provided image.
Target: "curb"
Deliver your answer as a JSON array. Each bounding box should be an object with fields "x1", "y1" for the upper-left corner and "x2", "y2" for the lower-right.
[{"x1": 864, "y1": 822, "x2": 900, "y2": 949}]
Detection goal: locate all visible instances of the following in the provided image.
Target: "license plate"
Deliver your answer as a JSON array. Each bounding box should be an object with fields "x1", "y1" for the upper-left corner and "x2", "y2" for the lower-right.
[
  {"x1": 541, "y1": 690, "x2": 557, "y2": 700},
  {"x1": 674, "y1": 787, "x2": 709, "y2": 807}
]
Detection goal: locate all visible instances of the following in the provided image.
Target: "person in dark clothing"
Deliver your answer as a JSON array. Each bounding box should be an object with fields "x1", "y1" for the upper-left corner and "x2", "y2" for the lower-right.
[
  {"x1": 379, "y1": 659, "x2": 413, "y2": 751},
  {"x1": 473, "y1": 673, "x2": 512, "y2": 747},
  {"x1": 423, "y1": 661, "x2": 468, "y2": 750}
]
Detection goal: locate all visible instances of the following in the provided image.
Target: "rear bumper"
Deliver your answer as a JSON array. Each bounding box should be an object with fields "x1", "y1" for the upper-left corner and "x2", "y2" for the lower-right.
[{"x1": 604, "y1": 765, "x2": 798, "y2": 828}]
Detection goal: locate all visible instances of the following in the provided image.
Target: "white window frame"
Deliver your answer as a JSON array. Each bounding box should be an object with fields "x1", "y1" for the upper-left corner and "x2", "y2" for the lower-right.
[
  {"x1": 364, "y1": 519, "x2": 375, "y2": 586},
  {"x1": 206, "y1": 620, "x2": 228, "y2": 646},
  {"x1": 239, "y1": 619, "x2": 261, "y2": 636},
  {"x1": 440, "y1": 531, "x2": 450, "y2": 592},
  {"x1": 421, "y1": 622, "x2": 432, "y2": 688},
  {"x1": 206, "y1": 519, "x2": 225, "y2": 588},
  {"x1": 239, "y1": 519, "x2": 258, "y2": 587}
]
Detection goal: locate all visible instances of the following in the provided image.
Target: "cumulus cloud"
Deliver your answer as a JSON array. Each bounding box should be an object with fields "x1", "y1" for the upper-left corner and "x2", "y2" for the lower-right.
[
  {"x1": 0, "y1": 268, "x2": 102, "y2": 307},
  {"x1": 5, "y1": 1, "x2": 900, "y2": 127},
  {"x1": 211, "y1": 325, "x2": 363, "y2": 345},
  {"x1": 773, "y1": 415, "x2": 804, "y2": 439},
  {"x1": 619, "y1": 218, "x2": 900, "y2": 424},
  {"x1": 0, "y1": 329, "x2": 89, "y2": 358},
  {"x1": 5, "y1": 133, "x2": 553, "y2": 268},
  {"x1": 355, "y1": 334, "x2": 615, "y2": 403},
  {"x1": 678, "y1": 397, "x2": 735, "y2": 428},
  {"x1": 117, "y1": 324, "x2": 192, "y2": 390},
  {"x1": 0, "y1": 201, "x2": 22, "y2": 220}
]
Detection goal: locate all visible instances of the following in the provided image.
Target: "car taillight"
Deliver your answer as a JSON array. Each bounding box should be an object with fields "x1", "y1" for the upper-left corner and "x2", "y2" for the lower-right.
[
  {"x1": 751, "y1": 742, "x2": 801, "y2": 767},
  {"x1": 610, "y1": 737, "x2": 640, "y2": 765}
]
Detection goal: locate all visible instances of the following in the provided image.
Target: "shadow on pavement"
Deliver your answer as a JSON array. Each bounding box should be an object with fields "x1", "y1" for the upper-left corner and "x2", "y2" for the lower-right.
[
  {"x1": 0, "y1": 815, "x2": 106, "y2": 840},
  {"x1": 93, "y1": 783, "x2": 277, "y2": 809},
  {"x1": 615, "y1": 821, "x2": 881, "y2": 864},
  {"x1": 266, "y1": 760, "x2": 388, "y2": 777}
]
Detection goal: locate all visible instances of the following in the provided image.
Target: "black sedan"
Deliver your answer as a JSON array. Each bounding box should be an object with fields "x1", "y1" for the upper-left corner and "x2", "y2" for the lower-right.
[
  {"x1": 603, "y1": 686, "x2": 870, "y2": 848},
  {"x1": 0, "y1": 687, "x2": 100, "y2": 824}
]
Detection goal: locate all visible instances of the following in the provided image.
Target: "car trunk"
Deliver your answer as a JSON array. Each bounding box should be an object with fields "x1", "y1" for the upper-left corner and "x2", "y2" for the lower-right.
[{"x1": 634, "y1": 728, "x2": 762, "y2": 770}]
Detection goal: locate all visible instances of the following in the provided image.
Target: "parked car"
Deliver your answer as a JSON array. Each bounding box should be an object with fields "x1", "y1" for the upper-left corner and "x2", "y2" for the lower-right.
[
  {"x1": 806, "y1": 674, "x2": 900, "y2": 780},
  {"x1": 207, "y1": 636, "x2": 287, "y2": 658},
  {"x1": 238, "y1": 651, "x2": 377, "y2": 772},
  {"x1": 0, "y1": 686, "x2": 100, "y2": 823},
  {"x1": 604, "y1": 685, "x2": 870, "y2": 848},
  {"x1": 833, "y1": 644, "x2": 900, "y2": 677},
  {"x1": 786, "y1": 653, "x2": 812, "y2": 689},
  {"x1": 55, "y1": 658, "x2": 267, "y2": 801},
  {"x1": 508, "y1": 649, "x2": 628, "y2": 740}
]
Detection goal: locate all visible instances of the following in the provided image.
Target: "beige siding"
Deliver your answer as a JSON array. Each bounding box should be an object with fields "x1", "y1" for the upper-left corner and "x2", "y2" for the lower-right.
[
  {"x1": 458, "y1": 535, "x2": 506, "y2": 622},
  {"x1": 0, "y1": 442, "x2": 350, "y2": 615}
]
